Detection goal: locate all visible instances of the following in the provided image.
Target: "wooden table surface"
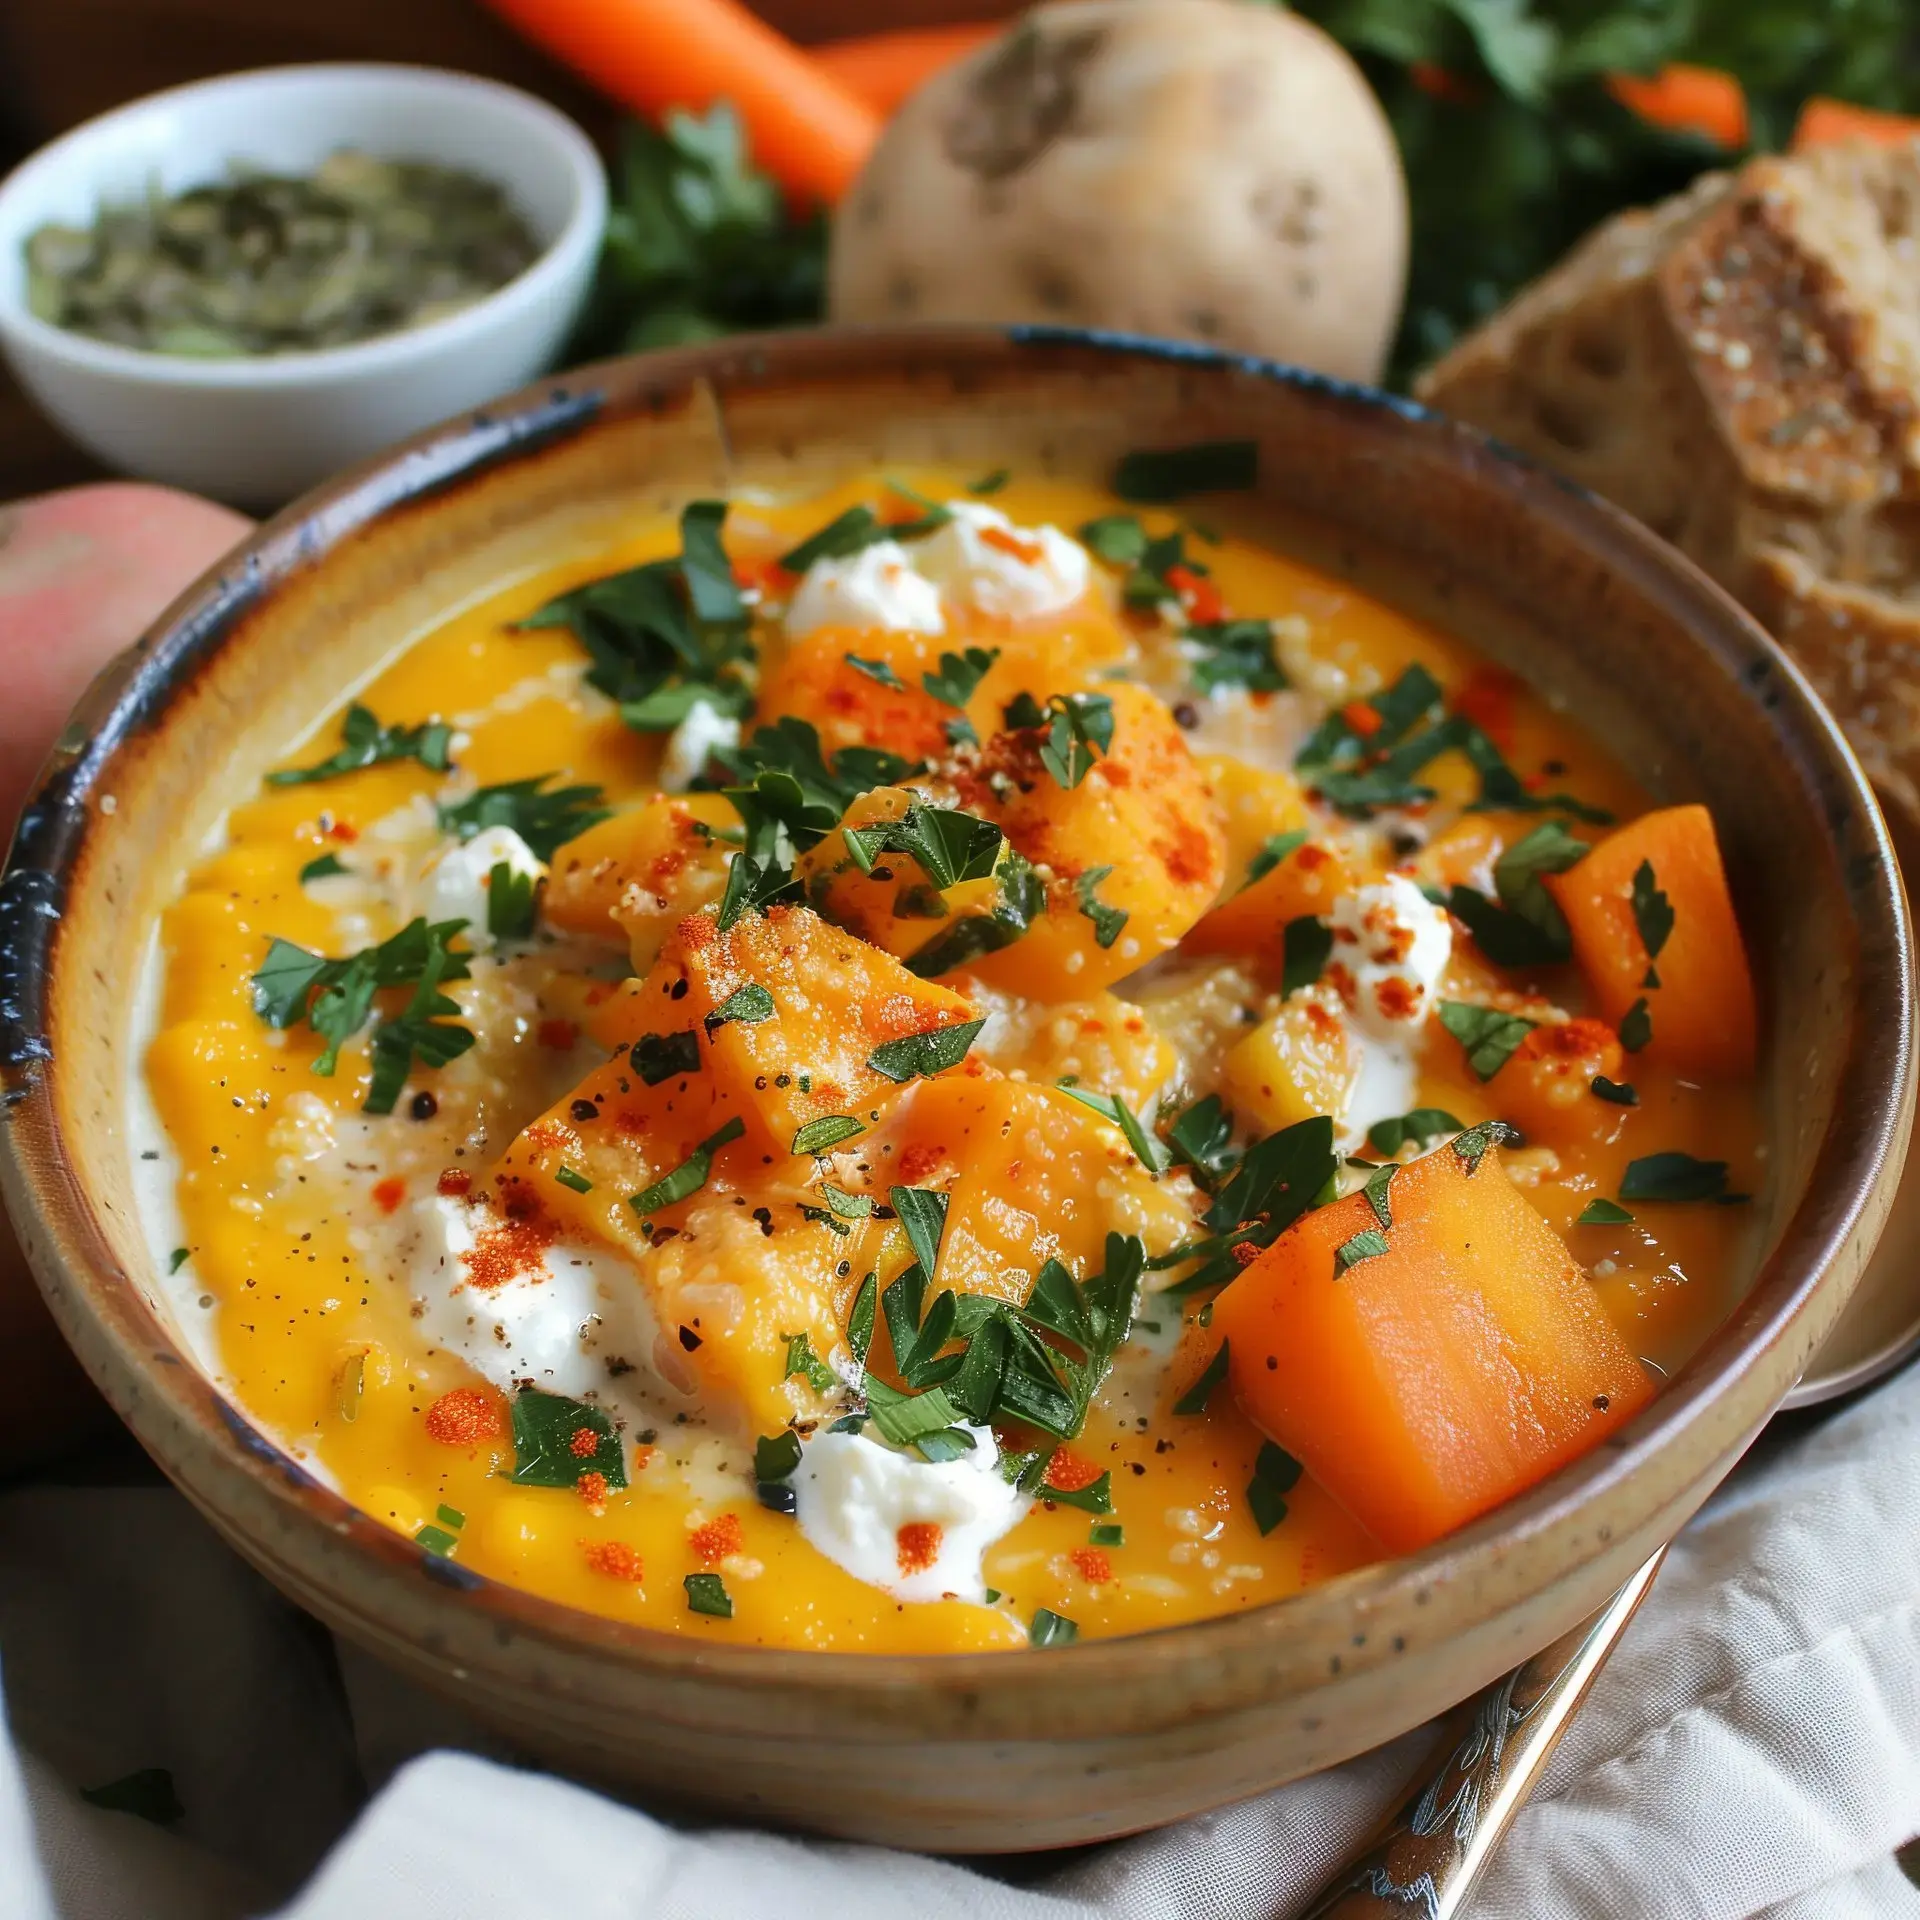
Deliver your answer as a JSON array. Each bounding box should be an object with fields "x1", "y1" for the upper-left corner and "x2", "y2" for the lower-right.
[{"x1": 0, "y1": 0, "x2": 1009, "y2": 502}]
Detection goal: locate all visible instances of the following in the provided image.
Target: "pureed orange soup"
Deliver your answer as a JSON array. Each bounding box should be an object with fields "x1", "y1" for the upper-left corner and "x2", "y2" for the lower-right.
[{"x1": 138, "y1": 454, "x2": 1762, "y2": 1651}]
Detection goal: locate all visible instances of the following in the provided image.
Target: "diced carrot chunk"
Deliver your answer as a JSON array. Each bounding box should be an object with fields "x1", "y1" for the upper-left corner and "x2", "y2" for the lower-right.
[
  {"x1": 1543, "y1": 804, "x2": 1757, "y2": 1078},
  {"x1": 1212, "y1": 1136, "x2": 1654, "y2": 1552}
]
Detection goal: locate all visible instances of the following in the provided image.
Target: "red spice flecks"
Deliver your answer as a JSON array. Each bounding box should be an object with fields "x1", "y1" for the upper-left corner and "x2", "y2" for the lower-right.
[
  {"x1": 1046, "y1": 1446, "x2": 1103, "y2": 1492},
  {"x1": 1342, "y1": 700, "x2": 1384, "y2": 739},
  {"x1": 689, "y1": 1513, "x2": 744, "y2": 1566},
  {"x1": 537, "y1": 1018, "x2": 579, "y2": 1051},
  {"x1": 1165, "y1": 564, "x2": 1224, "y2": 625},
  {"x1": 327, "y1": 819, "x2": 360, "y2": 843},
  {"x1": 372, "y1": 1176, "x2": 406, "y2": 1215},
  {"x1": 1070, "y1": 1546, "x2": 1112, "y2": 1584},
  {"x1": 462, "y1": 1204, "x2": 561, "y2": 1292},
  {"x1": 1231, "y1": 1240, "x2": 1263, "y2": 1268},
  {"x1": 896, "y1": 1520, "x2": 944, "y2": 1576},
  {"x1": 576, "y1": 1470, "x2": 610, "y2": 1514},
  {"x1": 582, "y1": 1539, "x2": 645, "y2": 1582},
  {"x1": 894, "y1": 1141, "x2": 948, "y2": 1187},
  {"x1": 1373, "y1": 976, "x2": 1422, "y2": 1022},
  {"x1": 424, "y1": 1386, "x2": 504, "y2": 1447},
  {"x1": 980, "y1": 523, "x2": 1045, "y2": 566},
  {"x1": 568, "y1": 1425, "x2": 600, "y2": 1459},
  {"x1": 436, "y1": 1168, "x2": 473, "y2": 1199},
  {"x1": 1159, "y1": 814, "x2": 1216, "y2": 887}
]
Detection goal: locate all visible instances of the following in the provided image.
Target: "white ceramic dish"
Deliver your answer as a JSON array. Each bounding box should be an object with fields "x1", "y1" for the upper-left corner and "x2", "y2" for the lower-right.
[{"x1": 0, "y1": 64, "x2": 607, "y2": 507}]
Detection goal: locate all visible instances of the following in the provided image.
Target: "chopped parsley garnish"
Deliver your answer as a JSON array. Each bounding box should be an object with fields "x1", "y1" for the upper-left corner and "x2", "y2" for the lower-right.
[
  {"x1": 1205, "y1": 1114, "x2": 1337, "y2": 1241},
  {"x1": 1077, "y1": 515, "x2": 1214, "y2": 610},
  {"x1": 1028, "y1": 691, "x2": 1115, "y2": 790},
  {"x1": 1366, "y1": 1107, "x2": 1462, "y2": 1157},
  {"x1": 1029, "y1": 1607, "x2": 1080, "y2": 1647},
  {"x1": 486, "y1": 861, "x2": 537, "y2": 941},
  {"x1": 705, "y1": 982, "x2": 775, "y2": 1032},
  {"x1": 1186, "y1": 619, "x2": 1287, "y2": 694},
  {"x1": 1619, "y1": 997, "x2": 1653, "y2": 1053},
  {"x1": 820, "y1": 1183, "x2": 873, "y2": 1220},
  {"x1": 1173, "y1": 1338, "x2": 1230, "y2": 1415},
  {"x1": 847, "y1": 1271, "x2": 878, "y2": 1365},
  {"x1": 1281, "y1": 916, "x2": 1333, "y2": 997},
  {"x1": 517, "y1": 500, "x2": 754, "y2": 734},
  {"x1": 266, "y1": 703, "x2": 452, "y2": 787},
  {"x1": 792, "y1": 1114, "x2": 866, "y2": 1156},
  {"x1": 784, "y1": 1331, "x2": 838, "y2": 1394},
  {"x1": 713, "y1": 842, "x2": 790, "y2": 935},
  {"x1": 1041, "y1": 1470, "x2": 1113, "y2": 1514},
  {"x1": 777, "y1": 495, "x2": 949, "y2": 573},
  {"x1": 299, "y1": 852, "x2": 346, "y2": 883},
  {"x1": 554, "y1": 1166, "x2": 593, "y2": 1195},
  {"x1": 1619, "y1": 1152, "x2": 1740, "y2": 1203},
  {"x1": 968, "y1": 469, "x2": 1010, "y2": 494},
  {"x1": 1165, "y1": 1093, "x2": 1236, "y2": 1185},
  {"x1": 1361, "y1": 1162, "x2": 1398, "y2": 1230},
  {"x1": 716, "y1": 715, "x2": 919, "y2": 856},
  {"x1": 509, "y1": 1389, "x2": 626, "y2": 1490},
  {"x1": 845, "y1": 803, "x2": 1003, "y2": 890},
  {"x1": 1246, "y1": 1440, "x2": 1302, "y2": 1536},
  {"x1": 1055, "y1": 1080, "x2": 1171, "y2": 1173},
  {"x1": 631, "y1": 1030, "x2": 701, "y2": 1084},
  {"x1": 684, "y1": 1572, "x2": 733, "y2": 1618},
  {"x1": 844, "y1": 653, "x2": 907, "y2": 691},
  {"x1": 755, "y1": 1430, "x2": 803, "y2": 1482},
  {"x1": 1591, "y1": 1075, "x2": 1638, "y2": 1106},
  {"x1": 886, "y1": 1187, "x2": 950, "y2": 1286},
  {"x1": 1577, "y1": 1197, "x2": 1635, "y2": 1225},
  {"x1": 868, "y1": 1018, "x2": 985, "y2": 1083},
  {"x1": 414, "y1": 1522, "x2": 459, "y2": 1557},
  {"x1": 1244, "y1": 829, "x2": 1309, "y2": 889},
  {"x1": 252, "y1": 917, "x2": 475, "y2": 1115},
  {"x1": 1113, "y1": 438, "x2": 1258, "y2": 502},
  {"x1": 1090, "y1": 1521, "x2": 1125, "y2": 1547},
  {"x1": 1438, "y1": 1001, "x2": 1535, "y2": 1080},
  {"x1": 437, "y1": 775, "x2": 612, "y2": 860},
  {"x1": 628, "y1": 1115, "x2": 746, "y2": 1215},
  {"x1": 1335, "y1": 1227, "x2": 1391, "y2": 1276},
  {"x1": 168, "y1": 1247, "x2": 190, "y2": 1274},
  {"x1": 1078, "y1": 514, "x2": 1149, "y2": 566},
  {"x1": 436, "y1": 1504, "x2": 466, "y2": 1529},
  {"x1": 1449, "y1": 1118, "x2": 1523, "y2": 1176},
  {"x1": 922, "y1": 645, "x2": 999, "y2": 709},
  {"x1": 1631, "y1": 860, "x2": 1675, "y2": 962},
  {"x1": 904, "y1": 846, "x2": 1045, "y2": 978},
  {"x1": 1074, "y1": 867, "x2": 1128, "y2": 949}
]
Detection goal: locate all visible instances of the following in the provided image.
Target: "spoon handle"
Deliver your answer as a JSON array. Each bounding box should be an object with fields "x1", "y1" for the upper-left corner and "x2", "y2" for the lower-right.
[{"x1": 1300, "y1": 1550, "x2": 1666, "y2": 1920}]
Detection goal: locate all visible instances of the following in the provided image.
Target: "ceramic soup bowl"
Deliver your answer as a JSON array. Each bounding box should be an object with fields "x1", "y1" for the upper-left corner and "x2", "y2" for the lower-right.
[{"x1": 0, "y1": 328, "x2": 1908, "y2": 1851}]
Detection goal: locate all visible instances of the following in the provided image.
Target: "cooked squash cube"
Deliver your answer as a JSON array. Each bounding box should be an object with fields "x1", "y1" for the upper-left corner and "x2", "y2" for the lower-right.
[
  {"x1": 1183, "y1": 834, "x2": 1354, "y2": 967},
  {"x1": 1220, "y1": 990, "x2": 1359, "y2": 1134},
  {"x1": 544, "y1": 792, "x2": 735, "y2": 964}
]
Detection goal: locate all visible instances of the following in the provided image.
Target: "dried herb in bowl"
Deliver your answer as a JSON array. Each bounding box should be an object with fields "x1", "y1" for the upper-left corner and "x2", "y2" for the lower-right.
[{"x1": 23, "y1": 150, "x2": 541, "y2": 358}]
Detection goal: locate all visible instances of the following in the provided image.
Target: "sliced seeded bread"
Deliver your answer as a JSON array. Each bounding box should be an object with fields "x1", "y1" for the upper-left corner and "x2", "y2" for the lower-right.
[{"x1": 1417, "y1": 139, "x2": 1920, "y2": 814}]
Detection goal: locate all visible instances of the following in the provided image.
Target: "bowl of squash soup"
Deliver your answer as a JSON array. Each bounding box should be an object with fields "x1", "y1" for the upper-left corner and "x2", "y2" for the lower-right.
[{"x1": 0, "y1": 327, "x2": 1907, "y2": 1849}]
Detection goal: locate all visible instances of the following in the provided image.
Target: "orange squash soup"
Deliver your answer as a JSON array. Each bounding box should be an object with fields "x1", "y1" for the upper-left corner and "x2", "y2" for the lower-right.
[{"x1": 136, "y1": 453, "x2": 1762, "y2": 1651}]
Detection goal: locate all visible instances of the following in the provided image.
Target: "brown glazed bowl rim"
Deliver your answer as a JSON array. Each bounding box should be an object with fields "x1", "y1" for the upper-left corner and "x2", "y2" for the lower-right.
[{"x1": 0, "y1": 323, "x2": 1909, "y2": 1710}]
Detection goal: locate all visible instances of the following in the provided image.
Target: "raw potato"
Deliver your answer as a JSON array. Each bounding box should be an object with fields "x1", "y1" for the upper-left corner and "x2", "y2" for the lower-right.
[{"x1": 828, "y1": 0, "x2": 1409, "y2": 385}]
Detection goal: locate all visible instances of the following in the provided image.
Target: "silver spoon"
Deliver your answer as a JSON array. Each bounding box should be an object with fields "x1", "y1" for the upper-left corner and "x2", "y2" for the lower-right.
[{"x1": 1302, "y1": 808, "x2": 1920, "y2": 1917}]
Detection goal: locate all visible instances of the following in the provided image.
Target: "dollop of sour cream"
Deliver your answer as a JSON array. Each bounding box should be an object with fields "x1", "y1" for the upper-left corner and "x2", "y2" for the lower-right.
[
  {"x1": 913, "y1": 501, "x2": 1091, "y2": 622},
  {"x1": 792, "y1": 1423, "x2": 1027, "y2": 1605},
  {"x1": 658, "y1": 698, "x2": 742, "y2": 793},
  {"x1": 786, "y1": 540, "x2": 946, "y2": 640},
  {"x1": 418, "y1": 825, "x2": 543, "y2": 950}
]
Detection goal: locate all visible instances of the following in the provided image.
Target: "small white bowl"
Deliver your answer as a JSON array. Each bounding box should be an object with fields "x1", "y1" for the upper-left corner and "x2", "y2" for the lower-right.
[{"x1": 0, "y1": 64, "x2": 608, "y2": 507}]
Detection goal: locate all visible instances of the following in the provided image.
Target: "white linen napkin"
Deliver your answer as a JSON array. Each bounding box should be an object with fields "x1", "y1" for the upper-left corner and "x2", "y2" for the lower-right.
[{"x1": 6, "y1": 1356, "x2": 1920, "y2": 1920}]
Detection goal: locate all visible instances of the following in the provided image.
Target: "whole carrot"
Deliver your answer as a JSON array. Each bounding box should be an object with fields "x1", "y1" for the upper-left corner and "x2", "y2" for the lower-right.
[
  {"x1": 813, "y1": 23, "x2": 1000, "y2": 116},
  {"x1": 480, "y1": 0, "x2": 879, "y2": 205}
]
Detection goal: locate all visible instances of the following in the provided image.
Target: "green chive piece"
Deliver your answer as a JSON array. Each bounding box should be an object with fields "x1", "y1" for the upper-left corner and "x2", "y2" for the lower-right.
[
  {"x1": 1030, "y1": 1606, "x2": 1080, "y2": 1647},
  {"x1": 684, "y1": 1572, "x2": 733, "y2": 1618}
]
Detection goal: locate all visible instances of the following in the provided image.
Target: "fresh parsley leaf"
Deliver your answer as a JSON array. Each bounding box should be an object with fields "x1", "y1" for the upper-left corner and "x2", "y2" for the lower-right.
[
  {"x1": 1281, "y1": 916, "x2": 1333, "y2": 997},
  {"x1": 1055, "y1": 1081, "x2": 1172, "y2": 1174},
  {"x1": 862, "y1": 1376, "x2": 969, "y2": 1456},
  {"x1": 486, "y1": 861, "x2": 537, "y2": 940},
  {"x1": 1114, "y1": 439, "x2": 1258, "y2": 502},
  {"x1": 1446, "y1": 882, "x2": 1568, "y2": 968},
  {"x1": 705, "y1": 983, "x2": 775, "y2": 1032},
  {"x1": 847, "y1": 1271, "x2": 878, "y2": 1365},
  {"x1": 777, "y1": 506, "x2": 886, "y2": 572},
  {"x1": 922, "y1": 646, "x2": 999, "y2": 708},
  {"x1": 1173, "y1": 1338, "x2": 1230, "y2": 1415},
  {"x1": 718, "y1": 716, "x2": 918, "y2": 853},
  {"x1": 631, "y1": 1030, "x2": 701, "y2": 1084},
  {"x1": 792, "y1": 1114, "x2": 866, "y2": 1155},
  {"x1": 906, "y1": 846, "x2": 1045, "y2": 978},
  {"x1": 1245, "y1": 829, "x2": 1310, "y2": 889},
  {"x1": 1449, "y1": 1119, "x2": 1524, "y2": 1176},
  {"x1": 1090, "y1": 1521, "x2": 1125, "y2": 1547},
  {"x1": 714, "y1": 844, "x2": 791, "y2": 934},
  {"x1": 1246, "y1": 1438, "x2": 1302, "y2": 1536},
  {"x1": 439, "y1": 776, "x2": 612, "y2": 861},
  {"x1": 1166, "y1": 1094, "x2": 1236, "y2": 1186},
  {"x1": 1577, "y1": 1197, "x2": 1635, "y2": 1225},
  {"x1": 1361, "y1": 1162, "x2": 1399, "y2": 1231},
  {"x1": 968, "y1": 468, "x2": 1010, "y2": 494},
  {"x1": 168, "y1": 1247, "x2": 190, "y2": 1274},
  {"x1": 414, "y1": 1523, "x2": 459, "y2": 1557},
  {"x1": 846, "y1": 804, "x2": 1003, "y2": 890},
  {"x1": 1620, "y1": 1152, "x2": 1738, "y2": 1203},
  {"x1": 1439, "y1": 1000, "x2": 1536, "y2": 1080},
  {"x1": 890, "y1": 1185, "x2": 951, "y2": 1280},
  {"x1": 1037, "y1": 692, "x2": 1115, "y2": 790},
  {"x1": 845, "y1": 653, "x2": 907, "y2": 691},
  {"x1": 266, "y1": 703, "x2": 452, "y2": 787},
  {"x1": 1620, "y1": 997, "x2": 1653, "y2": 1052},
  {"x1": 510, "y1": 1389, "x2": 626, "y2": 1489},
  {"x1": 1632, "y1": 859, "x2": 1675, "y2": 960},
  {"x1": 1366, "y1": 1107, "x2": 1462, "y2": 1157},
  {"x1": 784, "y1": 1331, "x2": 837, "y2": 1394},
  {"x1": 684, "y1": 1571, "x2": 733, "y2": 1618},
  {"x1": 820, "y1": 1183, "x2": 873, "y2": 1220},
  {"x1": 1041, "y1": 1470, "x2": 1113, "y2": 1514},
  {"x1": 755, "y1": 1429, "x2": 803, "y2": 1484},
  {"x1": 1335, "y1": 1227, "x2": 1391, "y2": 1275},
  {"x1": 868, "y1": 1018, "x2": 985, "y2": 1082},
  {"x1": 299, "y1": 852, "x2": 346, "y2": 882},
  {"x1": 1186, "y1": 619, "x2": 1287, "y2": 695},
  {"x1": 1030, "y1": 1607, "x2": 1079, "y2": 1647},
  {"x1": 1075, "y1": 867, "x2": 1128, "y2": 949},
  {"x1": 1591, "y1": 1075, "x2": 1638, "y2": 1106},
  {"x1": 1205, "y1": 1116, "x2": 1337, "y2": 1239},
  {"x1": 628, "y1": 1115, "x2": 745, "y2": 1215},
  {"x1": 1078, "y1": 515, "x2": 1149, "y2": 565}
]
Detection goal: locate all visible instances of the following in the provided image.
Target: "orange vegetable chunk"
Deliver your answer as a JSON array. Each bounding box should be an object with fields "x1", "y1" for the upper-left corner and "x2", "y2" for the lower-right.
[
  {"x1": 1212, "y1": 1135, "x2": 1655, "y2": 1553},
  {"x1": 1182, "y1": 836, "x2": 1353, "y2": 965},
  {"x1": 1543, "y1": 803, "x2": 1757, "y2": 1078}
]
